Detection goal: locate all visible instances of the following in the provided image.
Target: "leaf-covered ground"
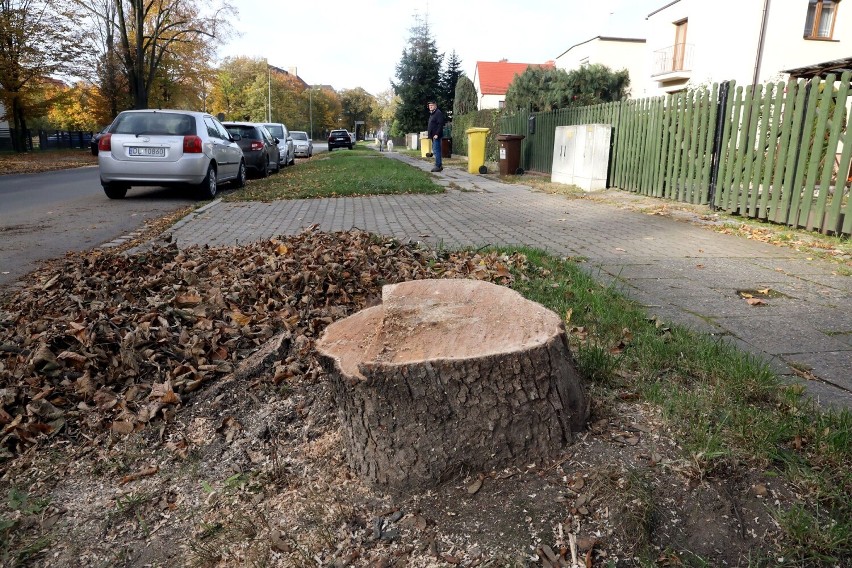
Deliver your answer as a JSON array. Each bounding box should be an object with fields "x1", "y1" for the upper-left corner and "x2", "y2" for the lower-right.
[
  {"x1": 0, "y1": 150, "x2": 97, "y2": 175},
  {"x1": 0, "y1": 229, "x2": 800, "y2": 567}
]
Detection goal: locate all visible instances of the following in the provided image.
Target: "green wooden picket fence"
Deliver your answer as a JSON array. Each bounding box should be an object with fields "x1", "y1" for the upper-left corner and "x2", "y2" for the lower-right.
[{"x1": 498, "y1": 72, "x2": 852, "y2": 236}]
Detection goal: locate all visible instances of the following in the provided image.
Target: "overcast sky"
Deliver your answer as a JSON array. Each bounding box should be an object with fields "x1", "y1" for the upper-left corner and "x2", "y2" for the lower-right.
[{"x1": 219, "y1": 0, "x2": 663, "y2": 95}]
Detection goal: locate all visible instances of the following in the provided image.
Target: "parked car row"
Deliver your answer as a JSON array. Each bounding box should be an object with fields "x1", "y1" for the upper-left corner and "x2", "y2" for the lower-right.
[
  {"x1": 96, "y1": 109, "x2": 310, "y2": 200},
  {"x1": 221, "y1": 121, "x2": 280, "y2": 178}
]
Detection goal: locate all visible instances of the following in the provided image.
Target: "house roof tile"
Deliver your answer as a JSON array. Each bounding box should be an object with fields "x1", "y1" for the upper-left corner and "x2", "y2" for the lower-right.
[{"x1": 475, "y1": 60, "x2": 555, "y2": 95}]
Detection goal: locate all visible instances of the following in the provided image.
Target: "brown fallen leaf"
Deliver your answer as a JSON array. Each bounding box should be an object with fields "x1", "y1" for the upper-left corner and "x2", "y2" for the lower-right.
[
  {"x1": 111, "y1": 421, "x2": 134, "y2": 435},
  {"x1": 120, "y1": 465, "x2": 158, "y2": 484},
  {"x1": 270, "y1": 529, "x2": 292, "y2": 552},
  {"x1": 746, "y1": 298, "x2": 767, "y2": 306}
]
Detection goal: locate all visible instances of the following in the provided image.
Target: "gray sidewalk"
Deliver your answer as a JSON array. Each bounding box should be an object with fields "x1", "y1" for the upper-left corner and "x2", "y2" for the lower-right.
[{"x1": 134, "y1": 150, "x2": 852, "y2": 408}]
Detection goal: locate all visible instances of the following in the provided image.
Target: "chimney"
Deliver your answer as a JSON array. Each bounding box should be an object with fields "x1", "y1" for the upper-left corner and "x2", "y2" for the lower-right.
[{"x1": 288, "y1": 66, "x2": 298, "y2": 77}]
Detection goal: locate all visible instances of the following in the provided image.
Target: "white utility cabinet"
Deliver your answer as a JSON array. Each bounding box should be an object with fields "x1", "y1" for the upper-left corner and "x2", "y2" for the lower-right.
[{"x1": 551, "y1": 124, "x2": 612, "y2": 191}]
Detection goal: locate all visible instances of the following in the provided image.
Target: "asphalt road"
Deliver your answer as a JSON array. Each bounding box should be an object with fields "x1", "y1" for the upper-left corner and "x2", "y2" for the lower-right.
[
  {"x1": 0, "y1": 144, "x2": 329, "y2": 291},
  {"x1": 0, "y1": 166, "x2": 196, "y2": 290}
]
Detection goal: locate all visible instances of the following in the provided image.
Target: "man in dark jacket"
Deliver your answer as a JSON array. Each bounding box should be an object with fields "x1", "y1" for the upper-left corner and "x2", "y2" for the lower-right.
[{"x1": 427, "y1": 100, "x2": 445, "y2": 172}]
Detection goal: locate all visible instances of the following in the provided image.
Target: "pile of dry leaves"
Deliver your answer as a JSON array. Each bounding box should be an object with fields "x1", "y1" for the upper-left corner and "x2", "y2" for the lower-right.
[
  {"x1": 0, "y1": 229, "x2": 521, "y2": 458},
  {"x1": 0, "y1": 230, "x2": 786, "y2": 567}
]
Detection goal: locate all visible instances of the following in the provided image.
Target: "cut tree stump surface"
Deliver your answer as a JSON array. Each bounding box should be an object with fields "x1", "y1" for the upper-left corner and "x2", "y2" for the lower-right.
[
  {"x1": 316, "y1": 279, "x2": 588, "y2": 493},
  {"x1": 324, "y1": 279, "x2": 564, "y2": 379}
]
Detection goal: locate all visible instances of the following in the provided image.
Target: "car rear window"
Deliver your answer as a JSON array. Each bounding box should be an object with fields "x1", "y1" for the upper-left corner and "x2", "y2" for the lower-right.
[
  {"x1": 331, "y1": 130, "x2": 347, "y2": 136},
  {"x1": 225, "y1": 125, "x2": 259, "y2": 138},
  {"x1": 113, "y1": 113, "x2": 195, "y2": 136},
  {"x1": 292, "y1": 132, "x2": 307, "y2": 140},
  {"x1": 265, "y1": 125, "x2": 285, "y2": 138}
]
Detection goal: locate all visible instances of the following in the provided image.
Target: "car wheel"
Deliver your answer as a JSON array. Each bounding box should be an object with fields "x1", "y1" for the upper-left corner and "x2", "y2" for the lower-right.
[
  {"x1": 289, "y1": 155, "x2": 295, "y2": 166},
  {"x1": 258, "y1": 157, "x2": 269, "y2": 178},
  {"x1": 273, "y1": 156, "x2": 280, "y2": 173},
  {"x1": 328, "y1": 147, "x2": 333, "y2": 152},
  {"x1": 102, "y1": 183, "x2": 128, "y2": 199},
  {"x1": 196, "y1": 164, "x2": 217, "y2": 200},
  {"x1": 348, "y1": 145, "x2": 352, "y2": 150},
  {"x1": 233, "y1": 160, "x2": 246, "y2": 188}
]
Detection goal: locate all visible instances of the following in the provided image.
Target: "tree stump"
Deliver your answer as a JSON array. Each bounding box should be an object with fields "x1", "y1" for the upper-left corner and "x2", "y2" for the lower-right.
[{"x1": 315, "y1": 279, "x2": 588, "y2": 494}]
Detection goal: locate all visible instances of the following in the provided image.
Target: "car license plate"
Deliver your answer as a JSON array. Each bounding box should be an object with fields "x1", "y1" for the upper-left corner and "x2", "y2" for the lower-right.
[{"x1": 128, "y1": 147, "x2": 165, "y2": 157}]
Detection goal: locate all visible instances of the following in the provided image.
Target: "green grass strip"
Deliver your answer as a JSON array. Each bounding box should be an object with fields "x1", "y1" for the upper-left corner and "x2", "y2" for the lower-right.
[
  {"x1": 503, "y1": 246, "x2": 851, "y2": 565},
  {"x1": 224, "y1": 144, "x2": 443, "y2": 201}
]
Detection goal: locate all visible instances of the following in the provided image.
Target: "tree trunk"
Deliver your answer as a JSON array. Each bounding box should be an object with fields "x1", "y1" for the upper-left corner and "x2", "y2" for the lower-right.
[
  {"x1": 316, "y1": 279, "x2": 588, "y2": 494},
  {"x1": 11, "y1": 96, "x2": 28, "y2": 153}
]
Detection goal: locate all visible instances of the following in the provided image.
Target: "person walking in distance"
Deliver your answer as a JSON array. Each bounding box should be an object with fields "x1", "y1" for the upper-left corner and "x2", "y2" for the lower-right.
[{"x1": 427, "y1": 100, "x2": 445, "y2": 172}]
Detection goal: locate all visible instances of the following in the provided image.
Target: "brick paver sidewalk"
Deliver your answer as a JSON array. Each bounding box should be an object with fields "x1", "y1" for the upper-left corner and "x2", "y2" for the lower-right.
[{"x1": 138, "y1": 150, "x2": 852, "y2": 408}]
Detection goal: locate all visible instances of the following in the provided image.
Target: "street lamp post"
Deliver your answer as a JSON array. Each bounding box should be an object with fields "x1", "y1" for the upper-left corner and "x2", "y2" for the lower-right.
[
  {"x1": 267, "y1": 63, "x2": 272, "y2": 122},
  {"x1": 309, "y1": 87, "x2": 314, "y2": 140}
]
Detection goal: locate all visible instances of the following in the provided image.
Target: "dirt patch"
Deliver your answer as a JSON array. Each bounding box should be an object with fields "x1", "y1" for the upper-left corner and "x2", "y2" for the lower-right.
[
  {"x1": 0, "y1": 231, "x2": 797, "y2": 566},
  {"x1": 1, "y1": 371, "x2": 787, "y2": 567}
]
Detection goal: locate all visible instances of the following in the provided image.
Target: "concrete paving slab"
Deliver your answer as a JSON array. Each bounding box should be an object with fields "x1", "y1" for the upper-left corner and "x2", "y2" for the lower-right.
[{"x1": 713, "y1": 314, "x2": 847, "y2": 355}]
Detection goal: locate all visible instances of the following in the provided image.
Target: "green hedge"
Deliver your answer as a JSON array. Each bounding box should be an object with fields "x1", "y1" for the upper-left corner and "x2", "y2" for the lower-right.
[{"x1": 449, "y1": 109, "x2": 504, "y2": 161}]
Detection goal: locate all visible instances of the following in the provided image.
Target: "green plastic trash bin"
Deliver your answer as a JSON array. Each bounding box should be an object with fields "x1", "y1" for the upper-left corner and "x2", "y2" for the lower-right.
[{"x1": 466, "y1": 127, "x2": 490, "y2": 174}]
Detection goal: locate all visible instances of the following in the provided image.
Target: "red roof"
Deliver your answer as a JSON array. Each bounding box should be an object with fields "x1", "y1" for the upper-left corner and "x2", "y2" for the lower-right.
[{"x1": 475, "y1": 60, "x2": 555, "y2": 95}]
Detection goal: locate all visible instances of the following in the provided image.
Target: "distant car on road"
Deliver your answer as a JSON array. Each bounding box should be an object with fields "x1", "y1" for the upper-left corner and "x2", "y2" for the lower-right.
[
  {"x1": 290, "y1": 131, "x2": 313, "y2": 157},
  {"x1": 223, "y1": 122, "x2": 280, "y2": 178},
  {"x1": 261, "y1": 122, "x2": 295, "y2": 167},
  {"x1": 328, "y1": 129, "x2": 353, "y2": 151},
  {"x1": 90, "y1": 125, "x2": 110, "y2": 156},
  {"x1": 97, "y1": 109, "x2": 246, "y2": 200}
]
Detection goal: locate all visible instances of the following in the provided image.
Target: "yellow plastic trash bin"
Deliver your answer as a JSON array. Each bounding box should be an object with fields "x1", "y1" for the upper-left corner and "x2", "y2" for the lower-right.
[
  {"x1": 466, "y1": 127, "x2": 490, "y2": 174},
  {"x1": 419, "y1": 131, "x2": 430, "y2": 158}
]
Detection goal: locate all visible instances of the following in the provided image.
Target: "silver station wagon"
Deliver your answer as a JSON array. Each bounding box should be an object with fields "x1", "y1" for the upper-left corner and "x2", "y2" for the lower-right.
[{"x1": 97, "y1": 109, "x2": 246, "y2": 200}]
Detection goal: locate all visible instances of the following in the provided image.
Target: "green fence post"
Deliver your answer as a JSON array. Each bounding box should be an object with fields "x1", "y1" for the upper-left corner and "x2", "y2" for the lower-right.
[
  {"x1": 769, "y1": 79, "x2": 801, "y2": 222},
  {"x1": 785, "y1": 78, "x2": 820, "y2": 227},
  {"x1": 757, "y1": 82, "x2": 784, "y2": 220},
  {"x1": 800, "y1": 73, "x2": 840, "y2": 230},
  {"x1": 738, "y1": 84, "x2": 763, "y2": 215}
]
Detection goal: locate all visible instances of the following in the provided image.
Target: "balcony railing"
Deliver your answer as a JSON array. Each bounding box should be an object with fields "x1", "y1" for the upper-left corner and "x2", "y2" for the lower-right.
[{"x1": 652, "y1": 43, "x2": 695, "y2": 77}]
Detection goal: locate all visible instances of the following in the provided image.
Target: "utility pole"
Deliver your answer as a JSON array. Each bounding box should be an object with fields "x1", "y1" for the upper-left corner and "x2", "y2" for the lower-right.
[
  {"x1": 267, "y1": 63, "x2": 272, "y2": 122},
  {"x1": 309, "y1": 87, "x2": 314, "y2": 139}
]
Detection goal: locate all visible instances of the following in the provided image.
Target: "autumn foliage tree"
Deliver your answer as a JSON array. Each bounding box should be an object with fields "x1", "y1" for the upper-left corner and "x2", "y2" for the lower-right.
[
  {"x1": 72, "y1": 0, "x2": 235, "y2": 110},
  {"x1": 0, "y1": 0, "x2": 85, "y2": 151},
  {"x1": 295, "y1": 86, "x2": 341, "y2": 139},
  {"x1": 339, "y1": 87, "x2": 375, "y2": 134}
]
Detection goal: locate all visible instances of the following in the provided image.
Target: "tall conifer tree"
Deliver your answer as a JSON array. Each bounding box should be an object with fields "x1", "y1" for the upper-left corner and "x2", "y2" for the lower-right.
[
  {"x1": 440, "y1": 50, "x2": 463, "y2": 119},
  {"x1": 392, "y1": 14, "x2": 443, "y2": 134}
]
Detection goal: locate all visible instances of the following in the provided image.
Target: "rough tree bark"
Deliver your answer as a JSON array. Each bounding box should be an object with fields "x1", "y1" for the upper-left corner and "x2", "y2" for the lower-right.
[{"x1": 316, "y1": 279, "x2": 588, "y2": 494}]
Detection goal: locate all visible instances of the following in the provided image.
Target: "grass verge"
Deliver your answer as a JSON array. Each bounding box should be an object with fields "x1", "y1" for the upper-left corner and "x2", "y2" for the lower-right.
[
  {"x1": 223, "y1": 144, "x2": 444, "y2": 201},
  {"x1": 505, "y1": 246, "x2": 852, "y2": 565}
]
